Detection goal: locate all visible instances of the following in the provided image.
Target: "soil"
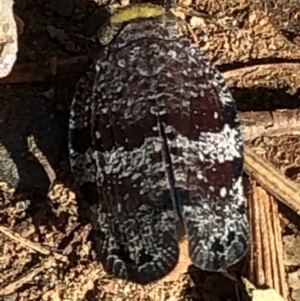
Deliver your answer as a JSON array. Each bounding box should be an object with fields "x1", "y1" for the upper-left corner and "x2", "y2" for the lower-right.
[{"x1": 1, "y1": 0, "x2": 300, "y2": 300}]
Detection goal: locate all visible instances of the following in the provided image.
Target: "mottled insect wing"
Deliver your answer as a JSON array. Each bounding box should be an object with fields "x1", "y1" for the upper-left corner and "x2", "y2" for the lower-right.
[
  {"x1": 162, "y1": 41, "x2": 250, "y2": 271},
  {"x1": 69, "y1": 2, "x2": 250, "y2": 284},
  {"x1": 69, "y1": 57, "x2": 179, "y2": 284}
]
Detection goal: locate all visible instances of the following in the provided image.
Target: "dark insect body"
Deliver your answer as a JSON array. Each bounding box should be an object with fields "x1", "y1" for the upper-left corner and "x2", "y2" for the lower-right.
[{"x1": 68, "y1": 3, "x2": 250, "y2": 284}]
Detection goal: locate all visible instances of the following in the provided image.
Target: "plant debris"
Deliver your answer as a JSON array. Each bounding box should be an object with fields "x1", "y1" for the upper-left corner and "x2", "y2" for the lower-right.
[{"x1": 1, "y1": 0, "x2": 300, "y2": 300}]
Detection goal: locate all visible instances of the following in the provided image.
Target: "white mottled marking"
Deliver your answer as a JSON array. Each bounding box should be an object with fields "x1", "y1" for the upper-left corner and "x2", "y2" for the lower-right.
[{"x1": 220, "y1": 187, "x2": 227, "y2": 198}]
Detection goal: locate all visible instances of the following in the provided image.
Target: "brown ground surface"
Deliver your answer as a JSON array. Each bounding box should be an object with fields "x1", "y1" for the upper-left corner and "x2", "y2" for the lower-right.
[{"x1": 1, "y1": 0, "x2": 300, "y2": 300}]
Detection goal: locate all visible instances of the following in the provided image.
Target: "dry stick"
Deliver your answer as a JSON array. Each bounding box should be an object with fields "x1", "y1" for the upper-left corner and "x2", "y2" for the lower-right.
[
  {"x1": 260, "y1": 188, "x2": 273, "y2": 289},
  {"x1": 0, "y1": 226, "x2": 67, "y2": 262},
  {"x1": 245, "y1": 185, "x2": 255, "y2": 282},
  {"x1": 240, "y1": 109, "x2": 300, "y2": 141},
  {"x1": 27, "y1": 135, "x2": 56, "y2": 185},
  {"x1": 0, "y1": 224, "x2": 91, "y2": 296},
  {"x1": 243, "y1": 146, "x2": 300, "y2": 216},
  {"x1": 271, "y1": 198, "x2": 289, "y2": 300},
  {"x1": 246, "y1": 176, "x2": 289, "y2": 299},
  {"x1": 252, "y1": 184, "x2": 264, "y2": 284},
  {"x1": 240, "y1": 108, "x2": 300, "y2": 217},
  {"x1": 223, "y1": 63, "x2": 300, "y2": 92},
  {"x1": 269, "y1": 195, "x2": 286, "y2": 298},
  {"x1": 0, "y1": 257, "x2": 54, "y2": 296},
  {"x1": 0, "y1": 55, "x2": 89, "y2": 84},
  {"x1": 3, "y1": 58, "x2": 300, "y2": 139},
  {"x1": 266, "y1": 195, "x2": 278, "y2": 291},
  {"x1": 2, "y1": 56, "x2": 300, "y2": 140},
  {"x1": 1, "y1": 52, "x2": 300, "y2": 85}
]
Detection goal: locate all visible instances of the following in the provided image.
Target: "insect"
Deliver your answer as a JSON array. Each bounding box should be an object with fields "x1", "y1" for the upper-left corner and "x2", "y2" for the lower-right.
[{"x1": 68, "y1": 3, "x2": 250, "y2": 284}]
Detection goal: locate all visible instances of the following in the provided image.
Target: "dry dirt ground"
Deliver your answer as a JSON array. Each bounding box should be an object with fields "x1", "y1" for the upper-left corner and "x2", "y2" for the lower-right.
[{"x1": 1, "y1": 0, "x2": 300, "y2": 300}]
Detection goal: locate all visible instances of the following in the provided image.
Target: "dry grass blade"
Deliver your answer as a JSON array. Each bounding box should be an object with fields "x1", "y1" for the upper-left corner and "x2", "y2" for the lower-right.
[
  {"x1": 27, "y1": 135, "x2": 56, "y2": 185},
  {"x1": 246, "y1": 181, "x2": 289, "y2": 300}
]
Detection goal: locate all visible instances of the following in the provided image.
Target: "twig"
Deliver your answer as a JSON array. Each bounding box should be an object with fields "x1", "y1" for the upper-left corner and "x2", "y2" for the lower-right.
[
  {"x1": 186, "y1": 22, "x2": 200, "y2": 45},
  {"x1": 244, "y1": 146, "x2": 300, "y2": 216},
  {"x1": 223, "y1": 62, "x2": 300, "y2": 93},
  {"x1": 27, "y1": 135, "x2": 56, "y2": 185},
  {"x1": 0, "y1": 257, "x2": 54, "y2": 296},
  {"x1": 0, "y1": 55, "x2": 89, "y2": 84},
  {"x1": 261, "y1": 187, "x2": 273, "y2": 287},
  {"x1": 0, "y1": 223, "x2": 95, "y2": 295},
  {"x1": 271, "y1": 194, "x2": 288, "y2": 299},
  {"x1": 247, "y1": 180, "x2": 289, "y2": 300},
  {"x1": 176, "y1": 4, "x2": 215, "y2": 20},
  {"x1": 240, "y1": 109, "x2": 300, "y2": 142},
  {"x1": 3, "y1": 59, "x2": 300, "y2": 142},
  {"x1": 0, "y1": 225, "x2": 67, "y2": 262}
]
